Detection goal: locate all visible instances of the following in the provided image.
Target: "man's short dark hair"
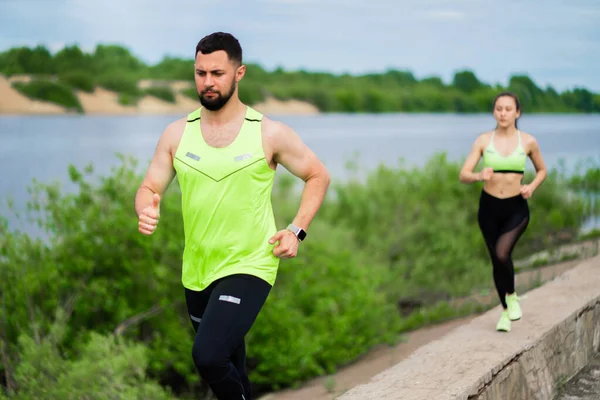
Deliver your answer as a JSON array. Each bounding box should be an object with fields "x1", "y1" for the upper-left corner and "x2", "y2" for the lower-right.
[{"x1": 195, "y1": 32, "x2": 242, "y2": 66}]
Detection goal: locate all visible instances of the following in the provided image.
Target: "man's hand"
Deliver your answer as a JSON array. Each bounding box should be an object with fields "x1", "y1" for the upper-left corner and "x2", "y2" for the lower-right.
[
  {"x1": 269, "y1": 229, "x2": 300, "y2": 259},
  {"x1": 139, "y1": 193, "x2": 161, "y2": 235}
]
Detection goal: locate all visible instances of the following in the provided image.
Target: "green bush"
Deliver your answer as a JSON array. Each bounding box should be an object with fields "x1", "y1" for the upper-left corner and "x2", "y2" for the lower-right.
[
  {"x1": 568, "y1": 156, "x2": 600, "y2": 192},
  {"x1": 0, "y1": 309, "x2": 176, "y2": 400},
  {"x1": 58, "y1": 70, "x2": 96, "y2": 93},
  {"x1": 181, "y1": 87, "x2": 197, "y2": 100},
  {"x1": 96, "y1": 73, "x2": 141, "y2": 96},
  {"x1": 0, "y1": 46, "x2": 55, "y2": 76},
  {"x1": 0, "y1": 157, "x2": 196, "y2": 394},
  {"x1": 148, "y1": 57, "x2": 193, "y2": 81},
  {"x1": 238, "y1": 82, "x2": 265, "y2": 105},
  {"x1": 12, "y1": 79, "x2": 83, "y2": 113},
  {"x1": 246, "y1": 220, "x2": 400, "y2": 389},
  {"x1": 144, "y1": 86, "x2": 176, "y2": 103},
  {"x1": 118, "y1": 92, "x2": 141, "y2": 106}
]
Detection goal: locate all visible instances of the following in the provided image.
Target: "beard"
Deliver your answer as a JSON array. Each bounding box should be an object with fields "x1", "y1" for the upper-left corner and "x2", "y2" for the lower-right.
[{"x1": 198, "y1": 79, "x2": 236, "y2": 111}]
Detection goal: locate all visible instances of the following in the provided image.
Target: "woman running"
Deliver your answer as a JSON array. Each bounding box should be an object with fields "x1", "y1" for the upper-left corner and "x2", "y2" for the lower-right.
[{"x1": 459, "y1": 91, "x2": 547, "y2": 332}]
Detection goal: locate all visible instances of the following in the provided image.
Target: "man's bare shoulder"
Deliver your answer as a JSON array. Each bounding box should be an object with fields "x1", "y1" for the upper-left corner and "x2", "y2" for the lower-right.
[
  {"x1": 159, "y1": 117, "x2": 187, "y2": 151},
  {"x1": 260, "y1": 116, "x2": 300, "y2": 153},
  {"x1": 261, "y1": 116, "x2": 307, "y2": 164},
  {"x1": 163, "y1": 117, "x2": 187, "y2": 139},
  {"x1": 261, "y1": 116, "x2": 293, "y2": 140}
]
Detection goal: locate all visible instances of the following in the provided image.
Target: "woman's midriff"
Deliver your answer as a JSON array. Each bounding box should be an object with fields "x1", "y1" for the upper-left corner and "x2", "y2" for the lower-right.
[{"x1": 483, "y1": 173, "x2": 524, "y2": 199}]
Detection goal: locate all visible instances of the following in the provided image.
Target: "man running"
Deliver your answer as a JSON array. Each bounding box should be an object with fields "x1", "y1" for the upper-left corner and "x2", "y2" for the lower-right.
[{"x1": 134, "y1": 32, "x2": 330, "y2": 400}]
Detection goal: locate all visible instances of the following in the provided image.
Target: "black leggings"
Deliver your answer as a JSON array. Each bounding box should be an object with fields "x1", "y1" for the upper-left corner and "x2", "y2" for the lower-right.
[
  {"x1": 185, "y1": 274, "x2": 272, "y2": 400},
  {"x1": 477, "y1": 190, "x2": 529, "y2": 309}
]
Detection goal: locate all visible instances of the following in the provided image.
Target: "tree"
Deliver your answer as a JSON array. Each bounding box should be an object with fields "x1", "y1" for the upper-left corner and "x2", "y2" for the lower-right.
[{"x1": 452, "y1": 70, "x2": 481, "y2": 93}]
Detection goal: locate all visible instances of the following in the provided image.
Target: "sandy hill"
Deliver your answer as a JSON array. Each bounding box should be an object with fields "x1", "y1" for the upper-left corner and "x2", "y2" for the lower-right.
[{"x1": 0, "y1": 75, "x2": 319, "y2": 116}]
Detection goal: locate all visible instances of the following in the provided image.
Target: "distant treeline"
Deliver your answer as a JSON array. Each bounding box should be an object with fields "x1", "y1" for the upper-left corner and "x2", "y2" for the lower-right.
[{"x1": 1, "y1": 44, "x2": 599, "y2": 113}]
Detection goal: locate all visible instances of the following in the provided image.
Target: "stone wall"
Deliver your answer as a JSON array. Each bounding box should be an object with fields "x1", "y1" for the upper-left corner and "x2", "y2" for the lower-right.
[{"x1": 338, "y1": 256, "x2": 600, "y2": 400}]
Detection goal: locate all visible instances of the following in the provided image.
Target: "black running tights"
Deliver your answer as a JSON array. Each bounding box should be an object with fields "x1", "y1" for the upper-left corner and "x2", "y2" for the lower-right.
[
  {"x1": 185, "y1": 274, "x2": 272, "y2": 400},
  {"x1": 477, "y1": 190, "x2": 530, "y2": 309}
]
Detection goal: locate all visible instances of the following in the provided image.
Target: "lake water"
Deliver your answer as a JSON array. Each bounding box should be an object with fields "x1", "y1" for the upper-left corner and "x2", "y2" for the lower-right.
[{"x1": 1, "y1": 112, "x2": 599, "y2": 234}]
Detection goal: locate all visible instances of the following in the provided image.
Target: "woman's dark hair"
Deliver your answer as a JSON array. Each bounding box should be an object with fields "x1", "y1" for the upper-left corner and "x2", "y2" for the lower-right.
[{"x1": 493, "y1": 91, "x2": 521, "y2": 129}]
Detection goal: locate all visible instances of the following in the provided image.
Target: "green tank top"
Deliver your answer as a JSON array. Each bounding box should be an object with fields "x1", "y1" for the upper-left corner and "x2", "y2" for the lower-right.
[
  {"x1": 173, "y1": 106, "x2": 280, "y2": 291},
  {"x1": 482, "y1": 130, "x2": 527, "y2": 173}
]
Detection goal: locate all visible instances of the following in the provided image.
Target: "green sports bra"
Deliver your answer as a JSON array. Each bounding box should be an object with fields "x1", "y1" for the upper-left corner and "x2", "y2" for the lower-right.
[{"x1": 482, "y1": 130, "x2": 527, "y2": 174}]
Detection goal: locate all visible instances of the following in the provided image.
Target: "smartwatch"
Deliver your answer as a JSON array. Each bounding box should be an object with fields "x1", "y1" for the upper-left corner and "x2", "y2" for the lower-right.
[{"x1": 286, "y1": 223, "x2": 307, "y2": 241}]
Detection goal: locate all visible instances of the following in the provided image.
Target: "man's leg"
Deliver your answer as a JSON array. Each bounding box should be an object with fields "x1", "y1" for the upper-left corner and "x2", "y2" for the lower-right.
[
  {"x1": 185, "y1": 287, "x2": 210, "y2": 332},
  {"x1": 230, "y1": 339, "x2": 251, "y2": 398},
  {"x1": 185, "y1": 284, "x2": 254, "y2": 398},
  {"x1": 190, "y1": 274, "x2": 271, "y2": 400}
]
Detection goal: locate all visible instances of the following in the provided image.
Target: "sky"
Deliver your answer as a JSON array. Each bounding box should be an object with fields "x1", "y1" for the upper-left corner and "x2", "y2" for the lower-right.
[{"x1": 1, "y1": 0, "x2": 599, "y2": 92}]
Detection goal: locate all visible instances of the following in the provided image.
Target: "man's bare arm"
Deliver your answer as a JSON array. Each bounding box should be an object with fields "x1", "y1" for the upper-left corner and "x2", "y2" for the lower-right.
[
  {"x1": 270, "y1": 121, "x2": 330, "y2": 231},
  {"x1": 134, "y1": 120, "x2": 182, "y2": 218}
]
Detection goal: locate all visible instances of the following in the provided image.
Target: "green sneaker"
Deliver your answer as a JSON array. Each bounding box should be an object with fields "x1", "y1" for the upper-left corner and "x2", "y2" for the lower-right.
[
  {"x1": 506, "y1": 293, "x2": 522, "y2": 321},
  {"x1": 496, "y1": 311, "x2": 511, "y2": 332}
]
